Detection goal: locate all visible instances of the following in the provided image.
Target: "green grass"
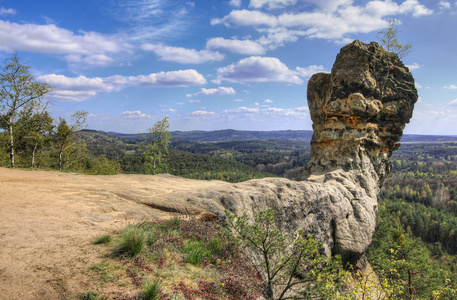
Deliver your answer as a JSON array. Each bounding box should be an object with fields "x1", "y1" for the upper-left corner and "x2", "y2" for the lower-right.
[
  {"x1": 114, "y1": 226, "x2": 148, "y2": 258},
  {"x1": 183, "y1": 240, "x2": 211, "y2": 266},
  {"x1": 141, "y1": 279, "x2": 161, "y2": 300},
  {"x1": 93, "y1": 234, "x2": 112, "y2": 244},
  {"x1": 79, "y1": 291, "x2": 99, "y2": 300}
]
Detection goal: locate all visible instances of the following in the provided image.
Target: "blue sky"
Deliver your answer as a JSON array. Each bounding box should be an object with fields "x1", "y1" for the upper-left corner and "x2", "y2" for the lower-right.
[{"x1": 1, "y1": 0, "x2": 456, "y2": 135}]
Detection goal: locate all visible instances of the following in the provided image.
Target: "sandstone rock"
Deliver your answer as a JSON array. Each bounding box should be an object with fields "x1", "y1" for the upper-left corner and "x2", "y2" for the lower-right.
[{"x1": 138, "y1": 40, "x2": 417, "y2": 265}]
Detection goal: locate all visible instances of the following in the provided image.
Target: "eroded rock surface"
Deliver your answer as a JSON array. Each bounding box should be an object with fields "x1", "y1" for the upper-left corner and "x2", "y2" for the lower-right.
[{"x1": 141, "y1": 40, "x2": 418, "y2": 264}]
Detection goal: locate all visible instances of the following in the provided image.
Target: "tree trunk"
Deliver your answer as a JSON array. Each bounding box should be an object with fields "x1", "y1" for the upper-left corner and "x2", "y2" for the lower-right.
[
  {"x1": 31, "y1": 142, "x2": 38, "y2": 168},
  {"x1": 8, "y1": 122, "x2": 14, "y2": 168},
  {"x1": 59, "y1": 146, "x2": 64, "y2": 171}
]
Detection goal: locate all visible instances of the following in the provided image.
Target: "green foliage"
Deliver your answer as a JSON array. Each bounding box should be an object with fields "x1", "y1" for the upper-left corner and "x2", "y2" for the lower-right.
[
  {"x1": 141, "y1": 279, "x2": 161, "y2": 300},
  {"x1": 0, "y1": 54, "x2": 51, "y2": 168},
  {"x1": 84, "y1": 155, "x2": 122, "y2": 175},
  {"x1": 183, "y1": 240, "x2": 212, "y2": 266},
  {"x1": 54, "y1": 111, "x2": 89, "y2": 171},
  {"x1": 114, "y1": 226, "x2": 148, "y2": 258},
  {"x1": 377, "y1": 19, "x2": 412, "y2": 58},
  {"x1": 224, "y1": 208, "x2": 349, "y2": 300},
  {"x1": 368, "y1": 204, "x2": 457, "y2": 299},
  {"x1": 94, "y1": 234, "x2": 112, "y2": 245},
  {"x1": 79, "y1": 291, "x2": 99, "y2": 300},
  {"x1": 143, "y1": 116, "x2": 172, "y2": 175}
]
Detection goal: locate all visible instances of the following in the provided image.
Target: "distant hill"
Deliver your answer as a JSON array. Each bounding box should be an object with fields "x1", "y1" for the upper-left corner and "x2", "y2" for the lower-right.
[
  {"x1": 108, "y1": 129, "x2": 314, "y2": 142},
  {"x1": 105, "y1": 129, "x2": 457, "y2": 143}
]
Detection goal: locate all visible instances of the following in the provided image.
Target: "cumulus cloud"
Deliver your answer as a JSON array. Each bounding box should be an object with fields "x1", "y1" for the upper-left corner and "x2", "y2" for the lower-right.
[
  {"x1": 162, "y1": 108, "x2": 177, "y2": 112},
  {"x1": 415, "y1": 83, "x2": 422, "y2": 89},
  {"x1": 216, "y1": 56, "x2": 303, "y2": 84},
  {"x1": 142, "y1": 43, "x2": 224, "y2": 64},
  {"x1": 121, "y1": 110, "x2": 151, "y2": 119},
  {"x1": 0, "y1": 20, "x2": 130, "y2": 67},
  {"x1": 444, "y1": 84, "x2": 457, "y2": 89},
  {"x1": 212, "y1": 1, "x2": 432, "y2": 43},
  {"x1": 206, "y1": 37, "x2": 265, "y2": 55},
  {"x1": 264, "y1": 99, "x2": 274, "y2": 103},
  {"x1": 187, "y1": 87, "x2": 236, "y2": 97},
  {"x1": 0, "y1": 7, "x2": 16, "y2": 15},
  {"x1": 38, "y1": 70, "x2": 206, "y2": 101}
]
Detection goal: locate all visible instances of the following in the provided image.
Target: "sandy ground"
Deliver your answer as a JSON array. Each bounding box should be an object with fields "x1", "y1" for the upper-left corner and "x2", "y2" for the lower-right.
[{"x1": 0, "y1": 167, "x2": 227, "y2": 299}]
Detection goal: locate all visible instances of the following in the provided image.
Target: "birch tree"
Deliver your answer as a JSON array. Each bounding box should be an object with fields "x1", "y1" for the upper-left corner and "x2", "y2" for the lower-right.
[{"x1": 0, "y1": 54, "x2": 51, "y2": 167}]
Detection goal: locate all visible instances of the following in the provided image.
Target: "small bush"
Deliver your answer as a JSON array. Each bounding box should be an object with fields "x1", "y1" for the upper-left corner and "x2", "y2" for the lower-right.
[
  {"x1": 80, "y1": 290, "x2": 99, "y2": 300},
  {"x1": 115, "y1": 226, "x2": 147, "y2": 257},
  {"x1": 141, "y1": 279, "x2": 161, "y2": 300},
  {"x1": 94, "y1": 234, "x2": 112, "y2": 244},
  {"x1": 183, "y1": 240, "x2": 211, "y2": 266}
]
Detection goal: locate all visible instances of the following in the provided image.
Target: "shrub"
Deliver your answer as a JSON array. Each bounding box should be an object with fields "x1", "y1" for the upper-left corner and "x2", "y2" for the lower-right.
[
  {"x1": 94, "y1": 234, "x2": 112, "y2": 244},
  {"x1": 115, "y1": 226, "x2": 147, "y2": 257}
]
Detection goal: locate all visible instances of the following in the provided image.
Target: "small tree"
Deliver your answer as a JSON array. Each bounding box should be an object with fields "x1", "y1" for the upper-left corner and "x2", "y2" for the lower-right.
[
  {"x1": 377, "y1": 19, "x2": 412, "y2": 59},
  {"x1": 55, "y1": 110, "x2": 88, "y2": 170},
  {"x1": 143, "y1": 116, "x2": 172, "y2": 175},
  {"x1": 224, "y1": 208, "x2": 349, "y2": 300},
  {"x1": 0, "y1": 54, "x2": 51, "y2": 167}
]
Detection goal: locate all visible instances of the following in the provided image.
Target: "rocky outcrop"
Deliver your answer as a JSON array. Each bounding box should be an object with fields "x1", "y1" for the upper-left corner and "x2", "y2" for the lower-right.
[{"x1": 139, "y1": 40, "x2": 418, "y2": 264}]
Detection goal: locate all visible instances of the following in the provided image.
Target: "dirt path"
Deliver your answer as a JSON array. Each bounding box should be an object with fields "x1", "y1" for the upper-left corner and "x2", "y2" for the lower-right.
[{"x1": 0, "y1": 167, "x2": 227, "y2": 299}]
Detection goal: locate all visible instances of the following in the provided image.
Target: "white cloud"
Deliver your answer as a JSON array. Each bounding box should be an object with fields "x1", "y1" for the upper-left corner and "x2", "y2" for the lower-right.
[
  {"x1": 142, "y1": 43, "x2": 224, "y2": 64},
  {"x1": 0, "y1": 20, "x2": 129, "y2": 67},
  {"x1": 234, "y1": 99, "x2": 244, "y2": 102},
  {"x1": 444, "y1": 84, "x2": 457, "y2": 89},
  {"x1": 65, "y1": 54, "x2": 114, "y2": 67},
  {"x1": 229, "y1": 0, "x2": 242, "y2": 7},
  {"x1": 217, "y1": 56, "x2": 303, "y2": 84},
  {"x1": 415, "y1": 83, "x2": 422, "y2": 89},
  {"x1": 38, "y1": 70, "x2": 206, "y2": 101},
  {"x1": 406, "y1": 62, "x2": 421, "y2": 70},
  {"x1": 121, "y1": 110, "x2": 151, "y2": 119},
  {"x1": 0, "y1": 7, "x2": 16, "y2": 15},
  {"x1": 188, "y1": 99, "x2": 201, "y2": 103},
  {"x1": 295, "y1": 65, "x2": 327, "y2": 77},
  {"x1": 191, "y1": 110, "x2": 216, "y2": 115},
  {"x1": 115, "y1": 0, "x2": 194, "y2": 42},
  {"x1": 256, "y1": 27, "x2": 307, "y2": 49},
  {"x1": 264, "y1": 99, "x2": 274, "y2": 103},
  {"x1": 249, "y1": 0, "x2": 297, "y2": 9},
  {"x1": 449, "y1": 99, "x2": 457, "y2": 106},
  {"x1": 206, "y1": 37, "x2": 265, "y2": 55},
  {"x1": 187, "y1": 87, "x2": 236, "y2": 97},
  {"x1": 212, "y1": 1, "x2": 432, "y2": 43},
  {"x1": 439, "y1": 1, "x2": 451, "y2": 9},
  {"x1": 162, "y1": 108, "x2": 177, "y2": 112}
]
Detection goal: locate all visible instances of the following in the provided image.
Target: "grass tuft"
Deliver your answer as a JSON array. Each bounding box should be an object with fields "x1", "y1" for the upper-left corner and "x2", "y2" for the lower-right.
[
  {"x1": 93, "y1": 234, "x2": 112, "y2": 244},
  {"x1": 114, "y1": 226, "x2": 147, "y2": 258},
  {"x1": 141, "y1": 279, "x2": 161, "y2": 300},
  {"x1": 183, "y1": 240, "x2": 211, "y2": 266}
]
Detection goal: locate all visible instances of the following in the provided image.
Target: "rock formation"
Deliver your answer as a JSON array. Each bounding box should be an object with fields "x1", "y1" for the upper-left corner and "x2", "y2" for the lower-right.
[{"x1": 139, "y1": 40, "x2": 418, "y2": 264}]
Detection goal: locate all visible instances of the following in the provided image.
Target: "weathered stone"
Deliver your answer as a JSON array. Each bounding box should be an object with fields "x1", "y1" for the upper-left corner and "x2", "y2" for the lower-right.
[{"x1": 137, "y1": 40, "x2": 417, "y2": 265}]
